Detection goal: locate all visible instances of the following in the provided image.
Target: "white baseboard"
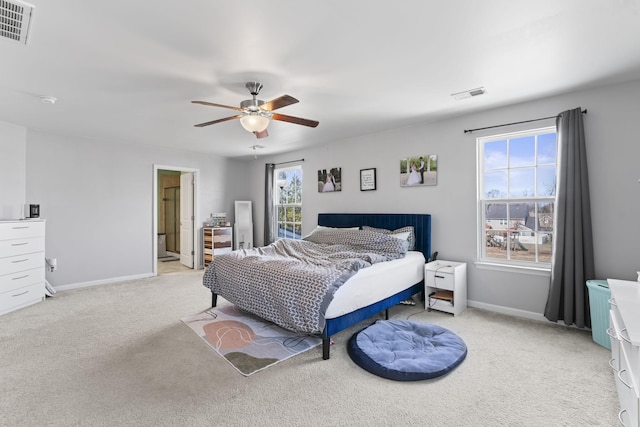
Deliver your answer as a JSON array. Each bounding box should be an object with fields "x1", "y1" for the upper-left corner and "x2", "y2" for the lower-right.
[
  {"x1": 467, "y1": 299, "x2": 547, "y2": 323},
  {"x1": 54, "y1": 273, "x2": 155, "y2": 292}
]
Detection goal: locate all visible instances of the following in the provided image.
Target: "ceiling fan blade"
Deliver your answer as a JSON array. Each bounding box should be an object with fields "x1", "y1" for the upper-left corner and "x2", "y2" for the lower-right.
[
  {"x1": 272, "y1": 113, "x2": 319, "y2": 128},
  {"x1": 192, "y1": 101, "x2": 243, "y2": 111},
  {"x1": 194, "y1": 114, "x2": 243, "y2": 127},
  {"x1": 260, "y1": 95, "x2": 299, "y2": 111},
  {"x1": 254, "y1": 129, "x2": 269, "y2": 139}
]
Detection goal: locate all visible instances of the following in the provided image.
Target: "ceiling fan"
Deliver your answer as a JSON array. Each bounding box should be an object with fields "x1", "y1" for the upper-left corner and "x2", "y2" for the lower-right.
[{"x1": 192, "y1": 82, "x2": 319, "y2": 139}]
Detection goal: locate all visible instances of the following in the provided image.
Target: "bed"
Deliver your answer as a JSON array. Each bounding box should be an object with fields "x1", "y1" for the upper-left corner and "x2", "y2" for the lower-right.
[{"x1": 204, "y1": 213, "x2": 431, "y2": 359}]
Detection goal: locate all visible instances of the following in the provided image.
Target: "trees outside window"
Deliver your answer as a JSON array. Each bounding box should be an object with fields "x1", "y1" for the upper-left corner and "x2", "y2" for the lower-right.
[{"x1": 275, "y1": 166, "x2": 302, "y2": 239}]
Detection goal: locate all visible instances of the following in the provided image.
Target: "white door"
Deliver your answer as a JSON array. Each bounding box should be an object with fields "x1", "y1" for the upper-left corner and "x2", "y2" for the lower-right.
[{"x1": 179, "y1": 172, "x2": 194, "y2": 268}]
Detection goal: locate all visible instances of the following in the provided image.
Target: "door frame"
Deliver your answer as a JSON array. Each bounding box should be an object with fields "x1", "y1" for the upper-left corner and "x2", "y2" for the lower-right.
[{"x1": 152, "y1": 164, "x2": 200, "y2": 276}]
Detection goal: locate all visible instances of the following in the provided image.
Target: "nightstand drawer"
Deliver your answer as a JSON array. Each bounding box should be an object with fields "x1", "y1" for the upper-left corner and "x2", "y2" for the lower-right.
[{"x1": 425, "y1": 271, "x2": 454, "y2": 291}]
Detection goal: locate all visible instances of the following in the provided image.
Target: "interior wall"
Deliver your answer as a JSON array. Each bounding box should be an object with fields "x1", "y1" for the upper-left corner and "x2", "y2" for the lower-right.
[
  {"x1": 25, "y1": 131, "x2": 242, "y2": 287},
  {"x1": 245, "y1": 78, "x2": 640, "y2": 318},
  {"x1": 0, "y1": 121, "x2": 27, "y2": 220}
]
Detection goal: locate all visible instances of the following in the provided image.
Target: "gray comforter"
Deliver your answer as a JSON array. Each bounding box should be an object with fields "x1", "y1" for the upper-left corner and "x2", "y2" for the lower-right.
[{"x1": 202, "y1": 228, "x2": 408, "y2": 333}]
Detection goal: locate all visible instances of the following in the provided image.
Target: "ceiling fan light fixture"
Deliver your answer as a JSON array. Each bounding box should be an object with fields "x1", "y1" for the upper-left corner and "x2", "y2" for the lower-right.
[{"x1": 240, "y1": 113, "x2": 270, "y2": 133}]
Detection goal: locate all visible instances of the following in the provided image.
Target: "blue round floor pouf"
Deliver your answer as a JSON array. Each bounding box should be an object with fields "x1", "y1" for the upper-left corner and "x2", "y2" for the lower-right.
[{"x1": 347, "y1": 319, "x2": 467, "y2": 381}]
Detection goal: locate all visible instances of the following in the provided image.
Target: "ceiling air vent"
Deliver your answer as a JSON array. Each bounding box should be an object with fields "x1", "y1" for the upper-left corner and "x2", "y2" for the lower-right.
[
  {"x1": 451, "y1": 87, "x2": 486, "y2": 101},
  {"x1": 0, "y1": 0, "x2": 35, "y2": 45}
]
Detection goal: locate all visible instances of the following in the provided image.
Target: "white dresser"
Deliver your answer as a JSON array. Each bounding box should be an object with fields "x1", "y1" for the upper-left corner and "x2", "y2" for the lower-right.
[
  {"x1": 608, "y1": 278, "x2": 640, "y2": 427},
  {"x1": 0, "y1": 220, "x2": 46, "y2": 316}
]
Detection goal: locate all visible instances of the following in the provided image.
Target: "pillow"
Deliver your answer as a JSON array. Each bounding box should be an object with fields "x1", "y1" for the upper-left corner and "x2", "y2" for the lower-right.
[
  {"x1": 302, "y1": 225, "x2": 360, "y2": 240},
  {"x1": 303, "y1": 227, "x2": 408, "y2": 258},
  {"x1": 362, "y1": 225, "x2": 416, "y2": 250},
  {"x1": 388, "y1": 231, "x2": 411, "y2": 242}
]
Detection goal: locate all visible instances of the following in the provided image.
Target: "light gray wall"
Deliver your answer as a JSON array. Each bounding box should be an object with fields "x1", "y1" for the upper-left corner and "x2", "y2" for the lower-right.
[
  {"x1": 3, "y1": 78, "x2": 639, "y2": 317},
  {"x1": 0, "y1": 121, "x2": 27, "y2": 220},
  {"x1": 246, "y1": 79, "x2": 640, "y2": 318},
  {"x1": 24, "y1": 130, "x2": 243, "y2": 287}
]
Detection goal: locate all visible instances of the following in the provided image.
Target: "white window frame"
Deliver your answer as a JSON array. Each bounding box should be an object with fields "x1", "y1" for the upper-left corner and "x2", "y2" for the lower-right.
[
  {"x1": 275, "y1": 165, "x2": 302, "y2": 240},
  {"x1": 476, "y1": 126, "x2": 557, "y2": 272}
]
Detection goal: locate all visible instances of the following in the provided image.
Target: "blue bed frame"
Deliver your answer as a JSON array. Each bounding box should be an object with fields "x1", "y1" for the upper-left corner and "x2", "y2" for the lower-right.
[
  {"x1": 317, "y1": 213, "x2": 431, "y2": 359},
  {"x1": 209, "y1": 213, "x2": 432, "y2": 360}
]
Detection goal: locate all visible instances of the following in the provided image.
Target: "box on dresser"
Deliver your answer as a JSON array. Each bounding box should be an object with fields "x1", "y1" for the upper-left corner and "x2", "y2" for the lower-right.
[{"x1": 0, "y1": 220, "x2": 46, "y2": 316}]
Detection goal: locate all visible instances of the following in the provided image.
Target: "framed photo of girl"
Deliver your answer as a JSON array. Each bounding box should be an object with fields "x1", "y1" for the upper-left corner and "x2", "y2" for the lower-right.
[
  {"x1": 318, "y1": 167, "x2": 342, "y2": 192},
  {"x1": 400, "y1": 154, "x2": 437, "y2": 187}
]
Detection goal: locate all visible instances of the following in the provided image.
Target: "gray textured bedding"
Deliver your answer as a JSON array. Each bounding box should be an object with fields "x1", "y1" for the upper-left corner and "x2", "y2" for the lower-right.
[{"x1": 202, "y1": 228, "x2": 409, "y2": 333}]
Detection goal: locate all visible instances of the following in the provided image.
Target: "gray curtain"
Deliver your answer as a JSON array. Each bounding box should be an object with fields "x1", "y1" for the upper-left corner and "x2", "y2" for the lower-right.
[
  {"x1": 544, "y1": 107, "x2": 595, "y2": 327},
  {"x1": 264, "y1": 163, "x2": 276, "y2": 245}
]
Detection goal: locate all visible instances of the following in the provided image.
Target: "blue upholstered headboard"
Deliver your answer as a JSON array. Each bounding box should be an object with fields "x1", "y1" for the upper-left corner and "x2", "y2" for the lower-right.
[{"x1": 317, "y1": 213, "x2": 432, "y2": 260}]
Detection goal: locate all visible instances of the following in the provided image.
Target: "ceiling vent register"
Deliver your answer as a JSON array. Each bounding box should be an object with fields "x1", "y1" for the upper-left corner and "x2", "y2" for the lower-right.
[{"x1": 0, "y1": 0, "x2": 34, "y2": 44}]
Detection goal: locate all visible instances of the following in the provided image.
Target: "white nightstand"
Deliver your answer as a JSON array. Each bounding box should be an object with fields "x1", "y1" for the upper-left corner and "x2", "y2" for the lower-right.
[{"x1": 424, "y1": 260, "x2": 467, "y2": 316}]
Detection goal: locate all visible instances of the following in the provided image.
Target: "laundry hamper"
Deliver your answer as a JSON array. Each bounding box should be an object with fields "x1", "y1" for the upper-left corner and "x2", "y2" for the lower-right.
[{"x1": 586, "y1": 280, "x2": 611, "y2": 350}]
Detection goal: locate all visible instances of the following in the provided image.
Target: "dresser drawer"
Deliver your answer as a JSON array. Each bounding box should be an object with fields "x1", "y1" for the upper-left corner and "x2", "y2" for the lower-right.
[
  {"x1": 425, "y1": 271, "x2": 454, "y2": 291},
  {"x1": 215, "y1": 247, "x2": 232, "y2": 256},
  {"x1": 213, "y1": 227, "x2": 232, "y2": 237},
  {"x1": 615, "y1": 349, "x2": 640, "y2": 427},
  {"x1": 0, "y1": 282, "x2": 45, "y2": 315},
  {"x1": 609, "y1": 310, "x2": 622, "y2": 372},
  {"x1": 213, "y1": 239, "x2": 232, "y2": 249},
  {"x1": 0, "y1": 267, "x2": 45, "y2": 294},
  {"x1": 0, "y1": 253, "x2": 43, "y2": 275},
  {"x1": 0, "y1": 221, "x2": 45, "y2": 240},
  {"x1": 0, "y1": 237, "x2": 45, "y2": 258}
]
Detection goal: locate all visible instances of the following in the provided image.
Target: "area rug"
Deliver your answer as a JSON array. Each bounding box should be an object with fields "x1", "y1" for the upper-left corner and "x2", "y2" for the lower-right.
[{"x1": 181, "y1": 305, "x2": 322, "y2": 376}]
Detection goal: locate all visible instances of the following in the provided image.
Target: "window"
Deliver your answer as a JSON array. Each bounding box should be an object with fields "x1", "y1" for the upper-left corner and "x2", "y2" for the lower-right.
[
  {"x1": 478, "y1": 127, "x2": 557, "y2": 266},
  {"x1": 275, "y1": 166, "x2": 302, "y2": 239}
]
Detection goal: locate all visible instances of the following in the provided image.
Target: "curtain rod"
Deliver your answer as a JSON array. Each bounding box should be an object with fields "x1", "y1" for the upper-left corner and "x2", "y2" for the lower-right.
[
  {"x1": 464, "y1": 109, "x2": 587, "y2": 134},
  {"x1": 274, "y1": 158, "x2": 304, "y2": 166}
]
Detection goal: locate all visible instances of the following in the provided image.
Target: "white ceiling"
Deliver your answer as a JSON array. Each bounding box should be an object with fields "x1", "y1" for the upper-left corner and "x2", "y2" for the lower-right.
[{"x1": 2, "y1": 0, "x2": 640, "y2": 159}]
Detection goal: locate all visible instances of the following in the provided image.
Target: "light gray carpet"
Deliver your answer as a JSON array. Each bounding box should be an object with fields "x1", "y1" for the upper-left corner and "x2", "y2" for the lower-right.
[{"x1": 0, "y1": 271, "x2": 619, "y2": 426}]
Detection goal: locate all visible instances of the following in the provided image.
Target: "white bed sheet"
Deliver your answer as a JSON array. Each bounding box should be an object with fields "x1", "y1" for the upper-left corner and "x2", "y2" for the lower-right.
[{"x1": 325, "y1": 251, "x2": 425, "y2": 319}]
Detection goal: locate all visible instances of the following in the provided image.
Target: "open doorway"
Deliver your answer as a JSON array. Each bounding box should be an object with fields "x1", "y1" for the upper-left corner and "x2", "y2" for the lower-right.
[{"x1": 153, "y1": 165, "x2": 200, "y2": 276}]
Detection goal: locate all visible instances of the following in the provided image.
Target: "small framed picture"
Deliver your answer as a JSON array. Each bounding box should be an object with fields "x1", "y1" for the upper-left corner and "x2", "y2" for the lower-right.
[{"x1": 360, "y1": 168, "x2": 376, "y2": 191}]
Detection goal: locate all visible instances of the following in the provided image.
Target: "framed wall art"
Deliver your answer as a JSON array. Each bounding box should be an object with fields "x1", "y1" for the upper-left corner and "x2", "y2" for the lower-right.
[
  {"x1": 400, "y1": 154, "x2": 437, "y2": 187},
  {"x1": 360, "y1": 168, "x2": 376, "y2": 191},
  {"x1": 318, "y1": 167, "x2": 342, "y2": 192}
]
